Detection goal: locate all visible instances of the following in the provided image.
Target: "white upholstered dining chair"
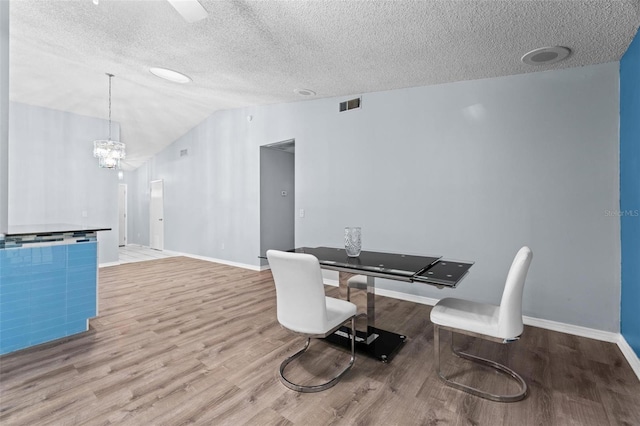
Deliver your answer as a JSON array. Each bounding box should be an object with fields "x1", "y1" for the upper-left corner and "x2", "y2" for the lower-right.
[
  {"x1": 430, "y1": 246, "x2": 533, "y2": 402},
  {"x1": 266, "y1": 249, "x2": 357, "y2": 393}
]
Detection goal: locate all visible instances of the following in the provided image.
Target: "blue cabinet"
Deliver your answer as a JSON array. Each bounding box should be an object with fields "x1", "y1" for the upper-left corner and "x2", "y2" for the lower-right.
[{"x1": 0, "y1": 242, "x2": 97, "y2": 355}]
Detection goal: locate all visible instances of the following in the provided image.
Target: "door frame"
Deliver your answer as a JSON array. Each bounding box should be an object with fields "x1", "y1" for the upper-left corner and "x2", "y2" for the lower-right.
[
  {"x1": 259, "y1": 139, "x2": 295, "y2": 265},
  {"x1": 118, "y1": 183, "x2": 127, "y2": 247},
  {"x1": 150, "y1": 179, "x2": 164, "y2": 251}
]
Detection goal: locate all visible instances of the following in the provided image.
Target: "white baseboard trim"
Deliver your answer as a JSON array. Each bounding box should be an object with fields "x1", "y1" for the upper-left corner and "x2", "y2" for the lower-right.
[
  {"x1": 338, "y1": 285, "x2": 640, "y2": 380},
  {"x1": 164, "y1": 250, "x2": 264, "y2": 271},
  {"x1": 98, "y1": 261, "x2": 120, "y2": 268},
  {"x1": 120, "y1": 246, "x2": 269, "y2": 271},
  {"x1": 617, "y1": 335, "x2": 640, "y2": 380},
  {"x1": 323, "y1": 282, "x2": 441, "y2": 307},
  {"x1": 374, "y1": 288, "x2": 440, "y2": 307},
  {"x1": 522, "y1": 316, "x2": 619, "y2": 342}
]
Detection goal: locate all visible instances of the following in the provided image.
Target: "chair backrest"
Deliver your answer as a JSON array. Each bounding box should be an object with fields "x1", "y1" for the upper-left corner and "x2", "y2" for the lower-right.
[
  {"x1": 266, "y1": 250, "x2": 328, "y2": 334},
  {"x1": 497, "y1": 246, "x2": 533, "y2": 338}
]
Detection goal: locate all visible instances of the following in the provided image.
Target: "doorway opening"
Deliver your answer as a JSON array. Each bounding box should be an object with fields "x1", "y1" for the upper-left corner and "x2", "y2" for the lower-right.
[{"x1": 260, "y1": 139, "x2": 295, "y2": 266}]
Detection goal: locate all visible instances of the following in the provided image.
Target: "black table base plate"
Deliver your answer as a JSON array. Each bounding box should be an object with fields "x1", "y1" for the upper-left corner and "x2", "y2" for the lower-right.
[{"x1": 325, "y1": 326, "x2": 406, "y2": 363}]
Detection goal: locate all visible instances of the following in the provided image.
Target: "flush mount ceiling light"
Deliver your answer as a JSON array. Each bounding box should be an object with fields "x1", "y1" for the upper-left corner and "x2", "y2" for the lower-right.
[
  {"x1": 521, "y1": 46, "x2": 571, "y2": 66},
  {"x1": 149, "y1": 67, "x2": 192, "y2": 84},
  {"x1": 294, "y1": 88, "x2": 316, "y2": 96}
]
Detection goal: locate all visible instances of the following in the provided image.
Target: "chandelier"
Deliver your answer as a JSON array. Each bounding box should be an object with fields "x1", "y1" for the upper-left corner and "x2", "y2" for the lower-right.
[{"x1": 93, "y1": 73, "x2": 125, "y2": 169}]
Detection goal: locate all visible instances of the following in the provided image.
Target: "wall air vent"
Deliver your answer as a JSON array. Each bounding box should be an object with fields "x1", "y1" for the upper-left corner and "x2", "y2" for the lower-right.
[{"x1": 339, "y1": 97, "x2": 361, "y2": 112}]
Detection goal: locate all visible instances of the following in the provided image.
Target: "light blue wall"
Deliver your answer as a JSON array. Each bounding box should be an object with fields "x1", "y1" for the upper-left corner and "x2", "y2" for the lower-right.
[
  {"x1": 621, "y1": 30, "x2": 640, "y2": 357},
  {"x1": 8, "y1": 103, "x2": 120, "y2": 264},
  {"x1": 136, "y1": 112, "x2": 261, "y2": 263},
  {"x1": 132, "y1": 62, "x2": 621, "y2": 332}
]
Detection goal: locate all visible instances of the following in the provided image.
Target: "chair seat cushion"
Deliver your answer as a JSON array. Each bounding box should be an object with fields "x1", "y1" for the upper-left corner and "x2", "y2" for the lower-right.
[
  {"x1": 325, "y1": 296, "x2": 357, "y2": 331},
  {"x1": 430, "y1": 297, "x2": 501, "y2": 338}
]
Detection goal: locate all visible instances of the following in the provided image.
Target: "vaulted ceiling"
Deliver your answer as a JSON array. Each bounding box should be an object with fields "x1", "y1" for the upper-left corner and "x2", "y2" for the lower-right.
[{"x1": 9, "y1": 1, "x2": 640, "y2": 169}]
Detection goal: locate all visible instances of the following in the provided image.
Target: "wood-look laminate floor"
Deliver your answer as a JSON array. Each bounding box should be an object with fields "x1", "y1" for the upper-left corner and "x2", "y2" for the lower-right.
[
  {"x1": 1, "y1": 257, "x2": 639, "y2": 425},
  {"x1": 118, "y1": 245, "x2": 177, "y2": 265}
]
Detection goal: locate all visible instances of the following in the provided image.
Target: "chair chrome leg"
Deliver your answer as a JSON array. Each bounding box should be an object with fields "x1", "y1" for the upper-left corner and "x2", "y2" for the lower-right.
[
  {"x1": 279, "y1": 318, "x2": 356, "y2": 393},
  {"x1": 433, "y1": 324, "x2": 528, "y2": 402}
]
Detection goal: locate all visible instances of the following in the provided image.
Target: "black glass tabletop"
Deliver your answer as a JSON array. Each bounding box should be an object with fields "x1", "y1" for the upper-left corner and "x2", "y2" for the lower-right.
[
  {"x1": 413, "y1": 259, "x2": 474, "y2": 287},
  {"x1": 294, "y1": 246, "x2": 441, "y2": 277}
]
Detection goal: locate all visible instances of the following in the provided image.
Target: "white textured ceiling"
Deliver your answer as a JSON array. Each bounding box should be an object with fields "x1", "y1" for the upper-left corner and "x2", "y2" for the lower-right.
[{"x1": 9, "y1": 0, "x2": 640, "y2": 170}]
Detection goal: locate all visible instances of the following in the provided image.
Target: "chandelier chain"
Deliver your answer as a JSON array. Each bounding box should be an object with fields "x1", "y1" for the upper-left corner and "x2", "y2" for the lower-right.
[{"x1": 107, "y1": 73, "x2": 114, "y2": 141}]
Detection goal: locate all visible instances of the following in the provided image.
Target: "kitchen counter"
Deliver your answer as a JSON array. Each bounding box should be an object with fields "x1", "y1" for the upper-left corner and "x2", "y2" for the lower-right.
[
  {"x1": 3, "y1": 223, "x2": 111, "y2": 236},
  {"x1": 0, "y1": 224, "x2": 110, "y2": 355}
]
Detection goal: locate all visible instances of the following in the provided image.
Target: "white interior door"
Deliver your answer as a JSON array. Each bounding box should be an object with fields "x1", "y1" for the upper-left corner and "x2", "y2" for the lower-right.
[
  {"x1": 118, "y1": 184, "x2": 127, "y2": 247},
  {"x1": 150, "y1": 179, "x2": 164, "y2": 251}
]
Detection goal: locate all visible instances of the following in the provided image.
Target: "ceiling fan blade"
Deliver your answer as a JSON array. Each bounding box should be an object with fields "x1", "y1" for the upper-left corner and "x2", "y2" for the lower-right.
[{"x1": 166, "y1": 0, "x2": 208, "y2": 23}]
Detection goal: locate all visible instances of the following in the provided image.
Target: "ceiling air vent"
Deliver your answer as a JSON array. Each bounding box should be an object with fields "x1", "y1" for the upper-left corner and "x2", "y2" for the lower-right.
[
  {"x1": 180, "y1": 149, "x2": 189, "y2": 157},
  {"x1": 339, "y1": 97, "x2": 361, "y2": 112}
]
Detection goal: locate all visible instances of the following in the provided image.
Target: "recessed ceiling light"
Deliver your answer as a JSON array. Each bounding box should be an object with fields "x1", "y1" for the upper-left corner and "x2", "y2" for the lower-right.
[
  {"x1": 294, "y1": 88, "x2": 316, "y2": 96},
  {"x1": 149, "y1": 67, "x2": 192, "y2": 84},
  {"x1": 521, "y1": 46, "x2": 571, "y2": 66}
]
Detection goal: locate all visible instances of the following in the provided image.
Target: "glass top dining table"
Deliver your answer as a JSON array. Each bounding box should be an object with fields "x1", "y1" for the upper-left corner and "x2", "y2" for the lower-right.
[
  {"x1": 290, "y1": 247, "x2": 474, "y2": 362},
  {"x1": 293, "y1": 246, "x2": 472, "y2": 288}
]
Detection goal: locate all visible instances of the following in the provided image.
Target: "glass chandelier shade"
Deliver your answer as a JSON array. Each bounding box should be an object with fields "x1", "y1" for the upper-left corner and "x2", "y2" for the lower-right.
[
  {"x1": 93, "y1": 139, "x2": 126, "y2": 168},
  {"x1": 93, "y1": 73, "x2": 125, "y2": 169}
]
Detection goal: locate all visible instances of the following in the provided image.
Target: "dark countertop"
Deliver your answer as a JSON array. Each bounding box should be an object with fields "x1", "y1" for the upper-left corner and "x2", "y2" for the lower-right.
[{"x1": 2, "y1": 224, "x2": 111, "y2": 237}]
